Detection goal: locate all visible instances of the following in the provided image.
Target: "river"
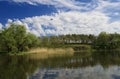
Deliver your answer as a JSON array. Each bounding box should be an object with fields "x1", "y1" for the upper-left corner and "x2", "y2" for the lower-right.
[{"x1": 0, "y1": 51, "x2": 120, "y2": 79}]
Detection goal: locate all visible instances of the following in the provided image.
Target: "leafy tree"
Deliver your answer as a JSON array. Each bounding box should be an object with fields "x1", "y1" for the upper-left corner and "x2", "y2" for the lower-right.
[
  {"x1": 109, "y1": 33, "x2": 120, "y2": 49},
  {"x1": 0, "y1": 25, "x2": 17, "y2": 52},
  {"x1": 0, "y1": 24, "x2": 40, "y2": 53},
  {"x1": 92, "y1": 32, "x2": 120, "y2": 49},
  {"x1": 93, "y1": 32, "x2": 110, "y2": 49},
  {"x1": 25, "y1": 33, "x2": 40, "y2": 48}
]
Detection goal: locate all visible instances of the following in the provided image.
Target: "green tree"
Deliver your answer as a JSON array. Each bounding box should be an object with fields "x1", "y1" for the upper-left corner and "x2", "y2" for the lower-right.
[
  {"x1": 25, "y1": 33, "x2": 40, "y2": 48},
  {"x1": 0, "y1": 24, "x2": 40, "y2": 53},
  {"x1": 93, "y1": 32, "x2": 110, "y2": 49},
  {"x1": 0, "y1": 25, "x2": 17, "y2": 52},
  {"x1": 109, "y1": 33, "x2": 120, "y2": 49}
]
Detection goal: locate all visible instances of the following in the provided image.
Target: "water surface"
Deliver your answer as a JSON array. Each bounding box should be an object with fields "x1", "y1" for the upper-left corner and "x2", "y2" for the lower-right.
[{"x1": 0, "y1": 51, "x2": 120, "y2": 79}]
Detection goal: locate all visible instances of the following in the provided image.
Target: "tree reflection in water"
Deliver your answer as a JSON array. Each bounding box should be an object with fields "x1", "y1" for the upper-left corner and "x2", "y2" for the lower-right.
[{"x1": 0, "y1": 51, "x2": 120, "y2": 79}]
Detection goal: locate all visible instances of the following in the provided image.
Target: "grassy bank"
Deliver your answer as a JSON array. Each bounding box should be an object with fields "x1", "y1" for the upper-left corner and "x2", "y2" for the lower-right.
[
  {"x1": 64, "y1": 44, "x2": 92, "y2": 52},
  {"x1": 8, "y1": 44, "x2": 120, "y2": 56},
  {"x1": 9, "y1": 47, "x2": 74, "y2": 56},
  {"x1": 8, "y1": 44, "x2": 91, "y2": 55}
]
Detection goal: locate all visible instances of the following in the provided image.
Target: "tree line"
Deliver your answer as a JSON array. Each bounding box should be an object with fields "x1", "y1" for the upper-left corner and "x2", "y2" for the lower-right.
[
  {"x1": 40, "y1": 32, "x2": 120, "y2": 50},
  {"x1": 0, "y1": 24, "x2": 120, "y2": 53}
]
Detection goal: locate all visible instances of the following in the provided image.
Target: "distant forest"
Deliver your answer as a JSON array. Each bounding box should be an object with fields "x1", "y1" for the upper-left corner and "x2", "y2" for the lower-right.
[{"x1": 41, "y1": 32, "x2": 120, "y2": 50}]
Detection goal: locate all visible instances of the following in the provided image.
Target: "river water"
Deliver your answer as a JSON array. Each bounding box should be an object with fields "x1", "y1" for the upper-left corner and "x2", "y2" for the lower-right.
[{"x1": 0, "y1": 51, "x2": 120, "y2": 79}]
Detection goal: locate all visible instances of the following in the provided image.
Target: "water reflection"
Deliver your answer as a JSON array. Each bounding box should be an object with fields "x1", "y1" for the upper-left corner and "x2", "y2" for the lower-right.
[{"x1": 0, "y1": 51, "x2": 120, "y2": 79}]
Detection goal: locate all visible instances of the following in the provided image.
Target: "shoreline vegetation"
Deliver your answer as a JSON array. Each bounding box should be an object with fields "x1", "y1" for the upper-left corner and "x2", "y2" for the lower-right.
[
  {"x1": 28, "y1": 48, "x2": 74, "y2": 59},
  {"x1": 1, "y1": 24, "x2": 120, "y2": 55},
  {"x1": 8, "y1": 47, "x2": 74, "y2": 56}
]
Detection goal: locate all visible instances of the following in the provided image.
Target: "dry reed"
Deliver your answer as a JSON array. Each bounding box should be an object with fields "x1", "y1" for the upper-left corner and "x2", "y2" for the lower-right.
[{"x1": 28, "y1": 48, "x2": 74, "y2": 60}]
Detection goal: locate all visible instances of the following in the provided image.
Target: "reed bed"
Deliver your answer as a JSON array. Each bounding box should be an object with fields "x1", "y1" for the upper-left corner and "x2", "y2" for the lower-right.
[{"x1": 28, "y1": 48, "x2": 74, "y2": 60}]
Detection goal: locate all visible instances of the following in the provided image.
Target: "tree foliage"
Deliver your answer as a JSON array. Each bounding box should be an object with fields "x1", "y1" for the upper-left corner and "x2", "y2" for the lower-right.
[
  {"x1": 0, "y1": 24, "x2": 40, "y2": 53},
  {"x1": 93, "y1": 32, "x2": 120, "y2": 49},
  {"x1": 40, "y1": 32, "x2": 120, "y2": 50}
]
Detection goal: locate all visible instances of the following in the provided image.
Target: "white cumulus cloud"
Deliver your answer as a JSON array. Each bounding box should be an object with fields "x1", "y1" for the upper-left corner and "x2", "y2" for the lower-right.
[
  {"x1": 1, "y1": 0, "x2": 120, "y2": 36},
  {"x1": 0, "y1": 23, "x2": 3, "y2": 30},
  {"x1": 5, "y1": 11, "x2": 120, "y2": 36}
]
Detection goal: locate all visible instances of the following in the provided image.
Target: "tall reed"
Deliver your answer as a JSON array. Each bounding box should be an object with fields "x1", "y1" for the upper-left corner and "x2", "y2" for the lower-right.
[{"x1": 28, "y1": 48, "x2": 74, "y2": 60}]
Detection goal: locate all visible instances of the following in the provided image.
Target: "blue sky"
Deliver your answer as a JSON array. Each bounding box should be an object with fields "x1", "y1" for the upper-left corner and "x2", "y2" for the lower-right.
[
  {"x1": 0, "y1": 1, "x2": 57, "y2": 24},
  {"x1": 0, "y1": 0, "x2": 120, "y2": 36}
]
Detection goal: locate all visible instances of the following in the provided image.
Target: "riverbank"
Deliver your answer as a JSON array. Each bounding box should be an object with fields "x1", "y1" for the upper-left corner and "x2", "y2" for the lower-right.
[
  {"x1": 4, "y1": 44, "x2": 120, "y2": 56},
  {"x1": 8, "y1": 48, "x2": 74, "y2": 56}
]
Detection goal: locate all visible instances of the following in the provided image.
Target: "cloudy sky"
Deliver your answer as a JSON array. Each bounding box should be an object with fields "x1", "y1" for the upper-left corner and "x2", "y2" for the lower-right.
[{"x1": 0, "y1": 0, "x2": 120, "y2": 36}]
